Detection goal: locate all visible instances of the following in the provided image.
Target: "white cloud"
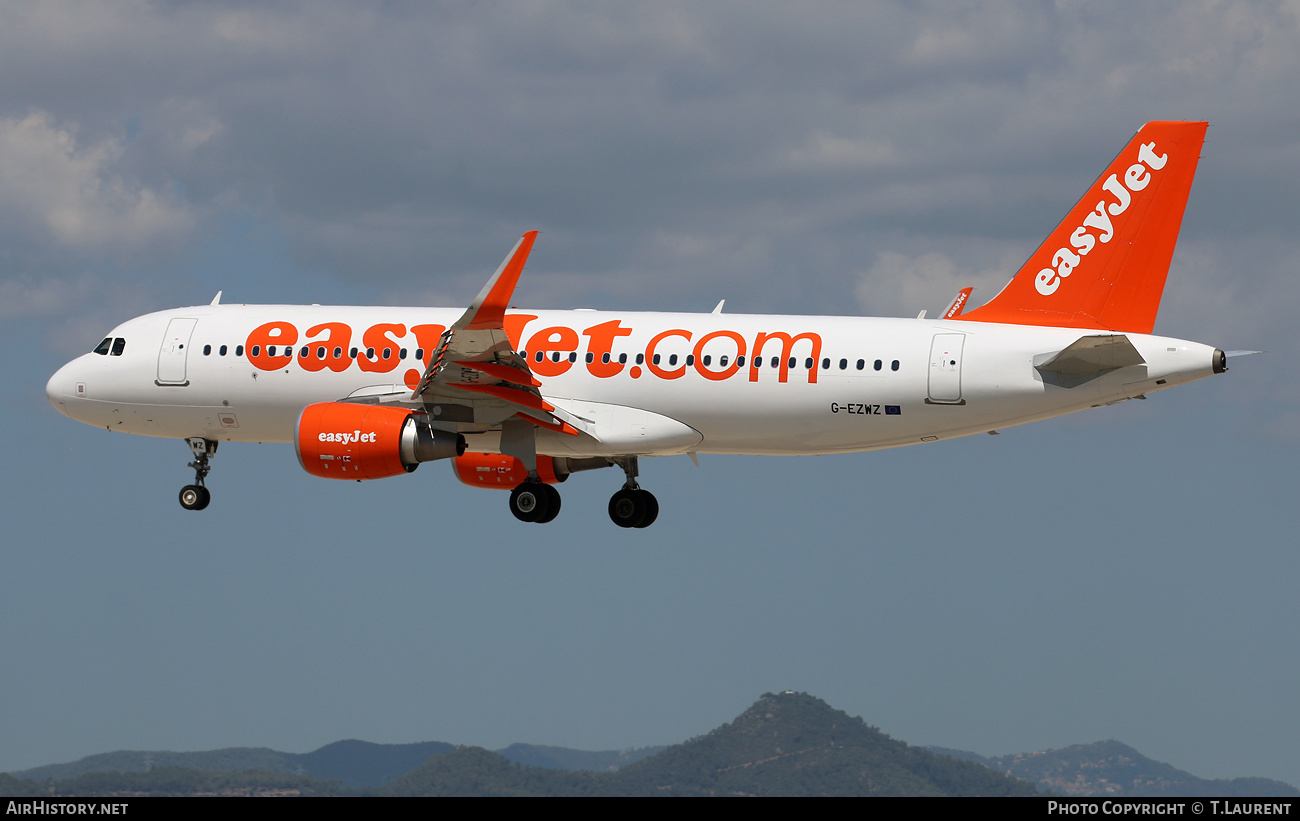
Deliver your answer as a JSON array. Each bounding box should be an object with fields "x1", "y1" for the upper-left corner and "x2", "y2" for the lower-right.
[
  {"x1": 0, "y1": 111, "x2": 194, "y2": 252},
  {"x1": 855, "y1": 249, "x2": 1022, "y2": 318}
]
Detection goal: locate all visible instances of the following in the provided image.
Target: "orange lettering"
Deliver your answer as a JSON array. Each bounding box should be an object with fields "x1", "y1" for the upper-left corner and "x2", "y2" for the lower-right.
[
  {"x1": 358, "y1": 323, "x2": 406, "y2": 373},
  {"x1": 299, "y1": 323, "x2": 352, "y2": 373},
  {"x1": 583, "y1": 319, "x2": 633, "y2": 378},
  {"x1": 750, "y1": 331, "x2": 822, "y2": 383},
  {"x1": 503, "y1": 313, "x2": 538, "y2": 351},
  {"x1": 245, "y1": 321, "x2": 299, "y2": 371},
  {"x1": 646, "y1": 329, "x2": 692, "y2": 380},
  {"x1": 526, "y1": 326, "x2": 579, "y2": 377},
  {"x1": 411, "y1": 324, "x2": 447, "y2": 367},
  {"x1": 693, "y1": 330, "x2": 746, "y2": 381}
]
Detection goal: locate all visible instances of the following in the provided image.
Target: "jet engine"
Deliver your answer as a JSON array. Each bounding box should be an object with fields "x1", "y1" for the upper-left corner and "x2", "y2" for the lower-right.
[
  {"x1": 451, "y1": 452, "x2": 611, "y2": 489},
  {"x1": 295, "y1": 402, "x2": 464, "y2": 480}
]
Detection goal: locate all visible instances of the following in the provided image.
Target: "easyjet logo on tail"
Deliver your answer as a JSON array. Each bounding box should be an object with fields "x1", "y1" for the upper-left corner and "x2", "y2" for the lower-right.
[{"x1": 1035, "y1": 141, "x2": 1168, "y2": 297}]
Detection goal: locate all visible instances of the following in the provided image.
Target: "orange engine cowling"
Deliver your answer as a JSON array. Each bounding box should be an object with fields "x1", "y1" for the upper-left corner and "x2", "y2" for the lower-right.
[
  {"x1": 295, "y1": 402, "x2": 464, "y2": 480},
  {"x1": 451, "y1": 453, "x2": 568, "y2": 489}
]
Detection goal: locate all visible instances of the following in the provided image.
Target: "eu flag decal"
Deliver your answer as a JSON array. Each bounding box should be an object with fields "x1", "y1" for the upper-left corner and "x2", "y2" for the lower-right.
[{"x1": 885, "y1": 405, "x2": 901, "y2": 415}]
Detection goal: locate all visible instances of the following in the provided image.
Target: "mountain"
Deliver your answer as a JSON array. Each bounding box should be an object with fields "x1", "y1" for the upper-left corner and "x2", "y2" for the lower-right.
[
  {"x1": 383, "y1": 692, "x2": 1038, "y2": 796},
  {"x1": 496, "y1": 743, "x2": 665, "y2": 771},
  {"x1": 9, "y1": 693, "x2": 1295, "y2": 796},
  {"x1": 930, "y1": 741, "x2": 1300, "y2": 797},
  {"x1": 601, "y1": 691, "x2": 1037, "y2": 796},
  {"x1": 10, "y1": 740, "x2": 453, "y2": 789}
]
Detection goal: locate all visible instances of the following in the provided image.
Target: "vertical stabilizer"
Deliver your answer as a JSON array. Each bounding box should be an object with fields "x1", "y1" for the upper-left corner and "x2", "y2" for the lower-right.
[{"x1": 961, "y1": 121, "x2": 1207, "y2": 333}]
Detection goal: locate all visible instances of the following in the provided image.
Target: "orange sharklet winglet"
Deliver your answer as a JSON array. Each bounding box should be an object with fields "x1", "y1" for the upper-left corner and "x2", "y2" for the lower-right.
[
  {"x1": 943, "y1": 287, "x2": 974, "y2": 319},
  {"x1": 454, "y1": 360, "x2": 542, "y2": 387},
  {"x1": 460, "y1": 231, "x2": 538, "y2": 331}
]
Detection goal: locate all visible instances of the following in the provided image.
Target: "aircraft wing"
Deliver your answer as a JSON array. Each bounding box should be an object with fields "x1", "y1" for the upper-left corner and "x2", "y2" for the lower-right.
[{"x1": 406, "y1": 231, "x2": 578, "y2": 436}]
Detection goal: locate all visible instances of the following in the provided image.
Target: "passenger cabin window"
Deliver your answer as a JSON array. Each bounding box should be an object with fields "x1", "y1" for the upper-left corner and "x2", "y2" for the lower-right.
[
  {"x1": 891, "y1": 360, "x2": 900, "y2": 371},
  {"x1": 219, "y1": 345, "x2": 228, "y2": 356},
  {"x1": 874, "y1": 359, "x2": 882, "y2": 371},
  {"x1": 236, "y1": 345, "x2": 244, "y2": 356},
  {"x1": 94, "y1": 337, "x2": 112, "y2": 355},
  {"x1": 203, "y1": 345, "x2": 212, "y2": 356}
]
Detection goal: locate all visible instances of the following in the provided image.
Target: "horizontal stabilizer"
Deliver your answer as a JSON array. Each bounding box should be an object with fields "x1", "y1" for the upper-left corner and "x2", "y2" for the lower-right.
[{"x1": 1035, "y1": 334, "x2": 1145, "y2": 375}]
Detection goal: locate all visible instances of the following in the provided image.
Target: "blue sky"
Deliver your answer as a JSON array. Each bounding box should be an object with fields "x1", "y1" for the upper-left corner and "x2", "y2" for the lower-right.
[{"x1": 2, "y1": 1, "x2": 1297, "y2": 786}]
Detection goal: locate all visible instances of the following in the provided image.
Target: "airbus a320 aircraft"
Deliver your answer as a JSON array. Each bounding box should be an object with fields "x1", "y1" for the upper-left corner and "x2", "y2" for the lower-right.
[{"x1": 48, "y1": 121, "x2": 1233, "y2": 528}]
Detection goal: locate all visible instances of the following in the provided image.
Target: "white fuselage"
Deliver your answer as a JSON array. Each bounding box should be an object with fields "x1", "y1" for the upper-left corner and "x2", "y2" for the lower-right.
[{"x1": 46, "y1": 304, "x2": 1221, "y2": 458}]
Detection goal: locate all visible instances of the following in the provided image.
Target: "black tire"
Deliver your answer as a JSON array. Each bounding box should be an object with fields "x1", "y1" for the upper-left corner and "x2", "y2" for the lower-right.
[
  {"x1": 535, "y1": 484, "x2": 562, "y2": 524},
  {"x1": 634, "y1": 489, "x2": 658, "y2": 528},
  {"x1": 608, "y1": 488, "x2": 646, "y2": 528},
  {"x1": 510, "y1": 482, "x2": 549, "y2": 523},
  {"x1": 179, "y1": 485, "x2": 205, "y2": 511}
]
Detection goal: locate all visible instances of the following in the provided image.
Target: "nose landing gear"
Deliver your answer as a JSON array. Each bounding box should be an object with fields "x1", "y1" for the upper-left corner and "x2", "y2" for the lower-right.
[{"x1": 179, "y1": 437, "x2": 216, "y2": 511}]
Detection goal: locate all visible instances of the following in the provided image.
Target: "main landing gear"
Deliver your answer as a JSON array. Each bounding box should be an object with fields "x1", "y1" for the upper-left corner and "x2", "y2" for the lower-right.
[
  {"x1": 179, "y1": 437, "x2": 216, "y2": 511},
  {"x1": 509, "y1": 481, "x2": 561, "y2": 524},
  {"x1": 607, "y1": 456, "x2": 657, "y2": 529},
  {"x1": 506, "y1": 455, "x2": 659, "y2": 528}
]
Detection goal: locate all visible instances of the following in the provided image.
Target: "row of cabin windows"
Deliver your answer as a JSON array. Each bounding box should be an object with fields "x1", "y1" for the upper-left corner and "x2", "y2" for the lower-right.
[
  {"x1": 93, "y1": 337, "x2": 127, "y2": 356},
  {"x1": 521, "y1": 350, "x2": 901, "y2": 372},
  {"x1": 202, "y1": 344, "x2": 429, "y2": 361},
  {"x1": 196, "y1": 342, "x2": 901, "y2": 374}
]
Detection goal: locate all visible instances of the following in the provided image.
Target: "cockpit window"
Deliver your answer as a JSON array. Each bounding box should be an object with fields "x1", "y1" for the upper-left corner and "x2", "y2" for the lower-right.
[
  {"x1": 111, "y1": 338, "x2": 126, "y2": 356},
  {"x1": 94, "y1": 338, "x2": 112, "y2": 355}
]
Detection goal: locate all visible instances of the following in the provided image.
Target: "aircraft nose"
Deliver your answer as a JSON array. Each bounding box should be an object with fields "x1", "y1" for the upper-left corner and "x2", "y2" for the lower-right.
[{"x1": 46, "y1": 361, "x2": 78, "y2": 416}]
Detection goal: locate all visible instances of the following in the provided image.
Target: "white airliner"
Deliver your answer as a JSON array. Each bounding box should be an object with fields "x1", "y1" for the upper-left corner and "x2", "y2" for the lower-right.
[{"x1": 47, "y1": 121, "x2": 1233, "y2": 527}]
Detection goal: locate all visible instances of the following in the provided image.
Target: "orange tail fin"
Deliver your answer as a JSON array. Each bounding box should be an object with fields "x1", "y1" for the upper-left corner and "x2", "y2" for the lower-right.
[{"x1": 961, "y1": 121, "x2": 1207, "y2": 334}]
